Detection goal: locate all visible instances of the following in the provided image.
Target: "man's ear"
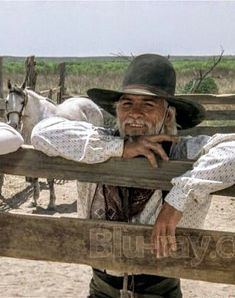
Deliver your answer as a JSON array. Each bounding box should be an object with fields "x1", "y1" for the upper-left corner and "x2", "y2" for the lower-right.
[{"x1": 165, "y1": 106, "x2": 176, "y2": 125}]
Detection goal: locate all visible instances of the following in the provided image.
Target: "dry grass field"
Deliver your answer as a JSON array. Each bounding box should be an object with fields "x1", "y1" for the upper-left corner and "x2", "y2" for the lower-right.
[
  {"x1": 3, "y1": 70, "x2": 235, "y2": 99},
  {"x1": 2, "y1": 56, "x2": 235, "y2": 98}
]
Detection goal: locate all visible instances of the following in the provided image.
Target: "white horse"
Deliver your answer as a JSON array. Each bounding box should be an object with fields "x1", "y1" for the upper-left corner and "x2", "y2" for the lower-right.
[{"x1": 6, "y1": 81, "x2": 103, "y2": 209}]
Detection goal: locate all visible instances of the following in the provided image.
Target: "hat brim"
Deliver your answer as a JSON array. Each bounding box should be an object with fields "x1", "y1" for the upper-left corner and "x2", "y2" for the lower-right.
[{"x1": 87, "y1": 88, "x2": 206, "y2": 129}]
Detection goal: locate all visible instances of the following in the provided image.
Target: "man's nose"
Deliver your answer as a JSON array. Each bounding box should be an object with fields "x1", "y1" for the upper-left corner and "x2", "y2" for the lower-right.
[{"x1": 129, "y1": 105, "x2": 143, "y2": 118}]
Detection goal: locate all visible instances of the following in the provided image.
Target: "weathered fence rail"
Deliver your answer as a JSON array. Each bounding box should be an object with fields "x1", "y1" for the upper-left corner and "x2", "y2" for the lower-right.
[
  {"x1": 0, "y1": 146, "x2": 234, "y2": 285},
  {"x1": 177, "y1": 93, "x2": 235, "y2": 104},
  {"x1": 0, "y1": 145, "x2": 234, "y2": 196},
  {"x1": 178, "y1": 94, "x2": 235, "y2": 135},
  {"x1": 0, "y1": 212, "x2": 234, "y2": 285}
]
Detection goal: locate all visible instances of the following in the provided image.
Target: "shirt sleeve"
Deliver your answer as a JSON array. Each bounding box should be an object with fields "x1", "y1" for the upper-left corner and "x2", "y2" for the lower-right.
[
  {"x1": 31, "y1": 117, "x2": 124, "y2": 164},
  {"x1": 0, "y1": 122, "x2": 24, "y2": 155},
  {"x1": 165, "y1": 134, "x2": 235, "y2": 212}
]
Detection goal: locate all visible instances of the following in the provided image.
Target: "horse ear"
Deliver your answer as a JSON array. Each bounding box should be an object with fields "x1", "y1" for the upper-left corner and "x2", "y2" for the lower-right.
[
  {"x1": 7, "y1": 80, "x2": 12, "y2": 90},
  {"x1": 21, "y1": 81, "x2": 26, "y2": 90}
]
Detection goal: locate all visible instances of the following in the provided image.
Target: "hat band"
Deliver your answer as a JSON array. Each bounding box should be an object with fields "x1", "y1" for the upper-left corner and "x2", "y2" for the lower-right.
[{"x1": 122, "y1": 84, "x2": 171, "y2": 98}]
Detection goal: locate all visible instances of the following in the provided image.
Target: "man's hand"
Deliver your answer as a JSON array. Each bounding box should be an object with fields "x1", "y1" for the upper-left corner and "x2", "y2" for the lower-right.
[
  {"x1": 122, "y1": 134, "x2": 179, "y2": 167},
  {"x1": 151, "y1": 202, "x2": 182, "y2": 258}
]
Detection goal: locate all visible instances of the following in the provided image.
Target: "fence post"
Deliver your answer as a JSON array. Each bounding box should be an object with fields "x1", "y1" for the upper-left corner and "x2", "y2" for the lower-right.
[
  {"x1": 0, "y1": 57, "x2": 5, "y2": 120},
  {"x1": 47, "y1": 89, "x2": 53, "y2": 99},
  {"x1": 57, "y1": 62, "x2": 66, "y2": 104},
  {"x1": 25, "y1": 56, "x2": 37, "y2": 90},
  {"x1": 0, "y1": 57, "x2": 4, "y2": 193},
  {"x1": 0, "y1": 57, "x2": 3, "y2": 99}
]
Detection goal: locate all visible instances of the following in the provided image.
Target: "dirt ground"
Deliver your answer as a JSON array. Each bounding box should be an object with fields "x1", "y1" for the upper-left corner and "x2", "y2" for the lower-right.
[{"x1": 0, "y1": 174, "x2": 234, "y2": 298}]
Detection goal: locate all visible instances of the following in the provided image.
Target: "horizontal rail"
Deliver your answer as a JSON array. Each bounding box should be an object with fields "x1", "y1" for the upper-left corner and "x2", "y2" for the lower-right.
[
  {"x1": 0, "y1": 213, "x2": 234, "y2": 284},
  {"x1": 206, "y1": 110, "x2": 235, "y2": 120},
  {"x1": 177, "y1": 94, "x2": 235, "y2": 105},
  {"x1": 0, "y1": 145, "x2": 234, "y2": 196},
  {"x1": 180, "y1": 126, "x2": 235, "y2": 136}
]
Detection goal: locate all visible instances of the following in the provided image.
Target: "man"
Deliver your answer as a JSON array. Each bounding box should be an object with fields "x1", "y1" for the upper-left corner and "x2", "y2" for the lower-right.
[{"x1": 31, "y1": 54, "x2": 235, "y2": 297}]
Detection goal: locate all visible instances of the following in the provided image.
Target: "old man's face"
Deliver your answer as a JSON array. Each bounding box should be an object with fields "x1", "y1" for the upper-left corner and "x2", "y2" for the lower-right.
[{"x1": 116, "y1": 94, "x2": 167, "y2": 137}]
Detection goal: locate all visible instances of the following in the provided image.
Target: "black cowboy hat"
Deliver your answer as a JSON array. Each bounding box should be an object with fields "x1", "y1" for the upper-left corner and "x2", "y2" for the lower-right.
[{"x1": 87, "y1": 54, "x2": 206, "y2": 129}]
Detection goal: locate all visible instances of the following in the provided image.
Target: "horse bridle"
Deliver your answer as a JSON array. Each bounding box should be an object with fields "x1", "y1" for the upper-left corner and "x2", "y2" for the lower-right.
[{"x1": 6, "y1": 88, "x2": 28, "y2": 122}]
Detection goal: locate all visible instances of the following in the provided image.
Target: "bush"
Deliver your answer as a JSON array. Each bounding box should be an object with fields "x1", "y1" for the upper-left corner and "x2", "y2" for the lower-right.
[{"x1": 183, "y1": 77, "x2": 219, "y2": 94}]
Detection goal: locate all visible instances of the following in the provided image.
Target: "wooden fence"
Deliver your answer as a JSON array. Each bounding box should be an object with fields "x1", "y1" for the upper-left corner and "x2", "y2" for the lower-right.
[
  {"x1": 0, "y1": 56, "x2": 234, "y2": 285},
  {"x1": 0, "y1": 56, "x2": 67, "y2": 104},
  {"x1": 0, "y1": 146, "x2": 234, "y2": 285}
]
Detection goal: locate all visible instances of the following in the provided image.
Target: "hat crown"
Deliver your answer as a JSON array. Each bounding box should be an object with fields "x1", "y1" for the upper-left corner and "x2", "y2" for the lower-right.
[{"x1": 122, "y1": 54, "x2": 176, "y2": 96}]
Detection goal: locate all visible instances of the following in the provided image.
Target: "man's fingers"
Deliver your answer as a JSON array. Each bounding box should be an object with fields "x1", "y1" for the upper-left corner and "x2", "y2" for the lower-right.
[
  {"x1": 151, "y1": 226, "x2": 167, "y2": 258},
  {"x1": 167, "y1": 235, "x2": 177, "y2": 252},
  {"x1": 153, "y1": 235, "x2": 176, "y2": 257},
  {"x1": 159, "y1": 234, "x2": 168, "y2": 257},
  {"x1": 142, "y1": 149, "x2": 158, "y2": 168},
  {"x1": 151, "y1": 235, "x2": 164, "y2": 258},
  {"x1": 151, "y1": 204, "x2": 181, "y2": 258},
  {"x1": 167, "y1": 226, "x2": 177, "y2": 252},
  {"x1": 151, "y1": 224, "x2": 178, "y2": 258},
  {"x1": 123, "y1": 135, "x2": 180, "y2": 163},
  {"x1": 151, "y1": 234, "x2": 160, "y2": 256},
  {"x1": 147, "y1": 142, "x2": 169, "y2": 161}
]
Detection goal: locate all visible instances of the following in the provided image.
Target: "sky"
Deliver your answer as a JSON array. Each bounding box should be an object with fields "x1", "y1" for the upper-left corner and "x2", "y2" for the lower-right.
[{"x1": 0, "y1": 0, "x2": 234, "y2": 57}]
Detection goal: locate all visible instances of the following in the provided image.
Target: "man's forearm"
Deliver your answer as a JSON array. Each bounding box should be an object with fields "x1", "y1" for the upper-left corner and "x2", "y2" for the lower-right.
[
  {"x1": 165, "y1": 138, "x2": 235, "y2": 212},
  {"x1": 31, "y1": 117, "x2": 124, "y2": 163}
]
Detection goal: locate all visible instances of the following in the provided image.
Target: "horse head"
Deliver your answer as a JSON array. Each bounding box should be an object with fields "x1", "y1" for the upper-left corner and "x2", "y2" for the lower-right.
[{"x1": 5, "y1": 80, "x2": 28, "y2": 130}]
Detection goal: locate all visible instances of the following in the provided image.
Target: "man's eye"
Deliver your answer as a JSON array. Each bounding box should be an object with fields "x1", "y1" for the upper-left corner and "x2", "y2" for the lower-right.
[
  {"x1": 122, "y1": 102, "x2": 132, "y2": 107},
  {"x1": 144, "y1": 102, "x2": 155, "y2": 107}
]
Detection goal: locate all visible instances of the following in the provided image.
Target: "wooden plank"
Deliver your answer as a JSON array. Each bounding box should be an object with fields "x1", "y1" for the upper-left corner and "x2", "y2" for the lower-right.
[
  {"x1": 206, "y1": 110, "x2": 235, "y2": 120},
  {"x1": 0, "y1": 213, "x2": 234, "y2": 284},
  {"x1": 180, "y1": 126, "x2": 235, "y2": 136},
  {"x1": 177, "y1": 94, "x2": 235, "y2": 105},
  {"x1": 0, "y1": 145, "x2": 234, "y2": 196},
  {"x1": 0, "y1": 57, "x2": 3, "y2": 99},
  {"x1": 0, "y1": 98, "x2": 5, "y2": 110}
]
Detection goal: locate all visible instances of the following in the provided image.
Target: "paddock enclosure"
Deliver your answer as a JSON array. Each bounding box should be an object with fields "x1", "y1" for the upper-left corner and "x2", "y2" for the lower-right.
[{"x1": 0, "y1": 56, "x2": 234, "y2": 296}]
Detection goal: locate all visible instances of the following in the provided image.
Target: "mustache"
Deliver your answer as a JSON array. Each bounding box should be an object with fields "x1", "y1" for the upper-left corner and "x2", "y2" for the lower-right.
[
  {"x1": 117, "y1": 117, "x2": 165, "y2": 137},
  {"x1": 122, "y1": 118, "x2": 151, "y2": 128}
]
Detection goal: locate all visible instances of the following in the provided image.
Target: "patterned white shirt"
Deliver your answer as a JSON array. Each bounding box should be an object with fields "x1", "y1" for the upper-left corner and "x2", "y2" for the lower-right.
[
  {"x1": 31, "y1": 117, "x2": 235, "y2": 229},
  {"x1": 0, "y1": 122, "x2": 24, "y2": 155}
]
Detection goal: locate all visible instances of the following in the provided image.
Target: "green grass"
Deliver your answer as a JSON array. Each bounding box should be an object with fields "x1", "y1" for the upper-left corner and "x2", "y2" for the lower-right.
[
  {"x1": 3, "y1": 59, "x2": 129, "y2": 76},
  {"x1": 172, "y1": 58, "x2": 235, "y2": 73},
  {"x1": 2, "y1": 56, "x2": 130, "y2": 75},
  {"x1": 3, "y1": 56, "x2": 235, "y2": 76}
]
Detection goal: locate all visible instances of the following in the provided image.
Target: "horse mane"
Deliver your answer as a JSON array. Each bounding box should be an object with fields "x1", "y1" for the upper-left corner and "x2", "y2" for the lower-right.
[
  {"x1": 45, "y1": 96, "x2": 56, "y2": 105},
  {"x1": 25, "y1": 89, "x2": 56, "y2": 105}
]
